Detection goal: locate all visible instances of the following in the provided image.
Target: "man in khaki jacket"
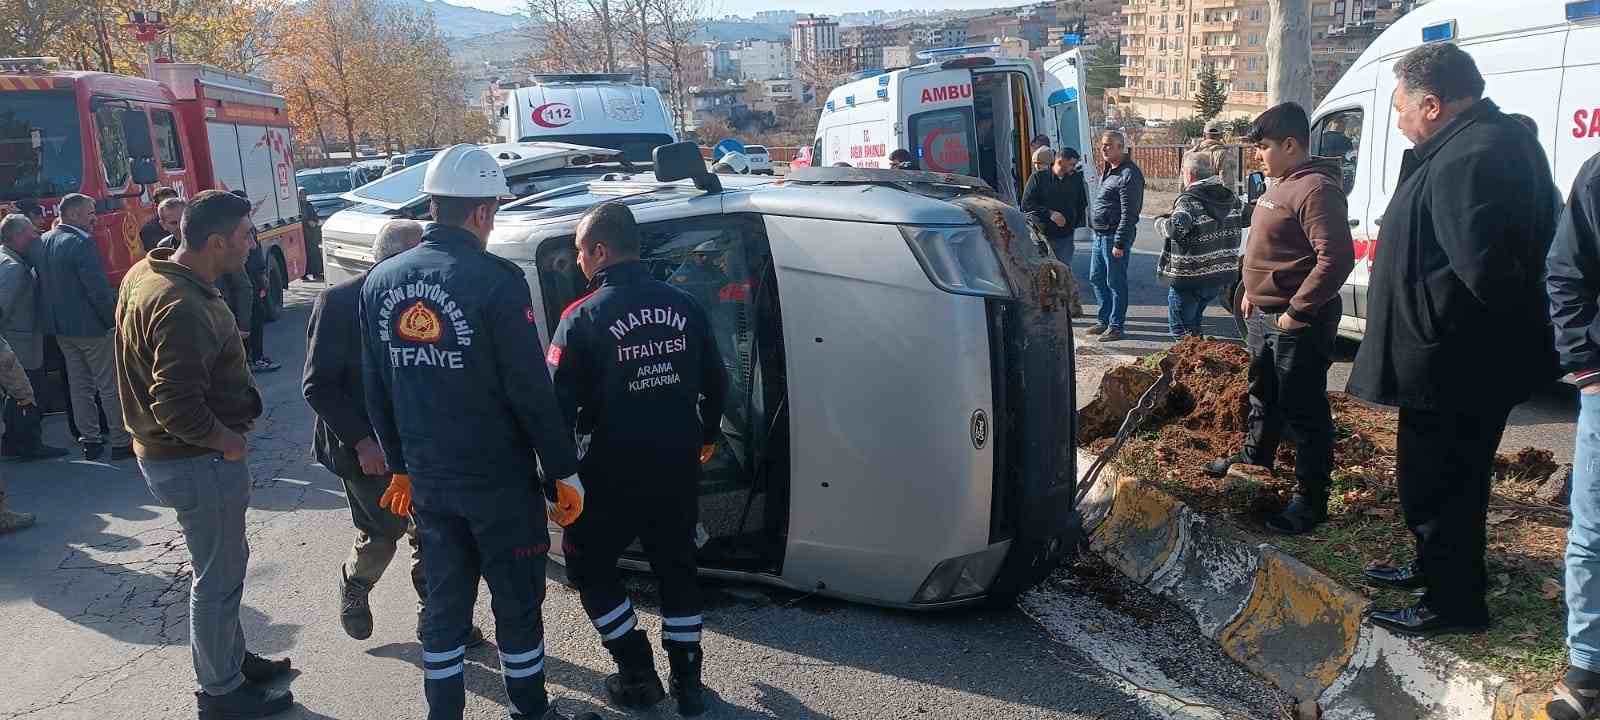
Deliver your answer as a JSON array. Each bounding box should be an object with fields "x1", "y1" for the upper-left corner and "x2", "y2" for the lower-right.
[{"x1": 115, "y1": 190, "x2": 295, "y2": 719}]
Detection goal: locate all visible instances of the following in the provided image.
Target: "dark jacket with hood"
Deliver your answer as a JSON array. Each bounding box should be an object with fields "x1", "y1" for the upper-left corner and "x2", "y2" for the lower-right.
[
  {"x1": 1349, "y1": 99, "x2": 1561, "y2": 412},
  {"x1": 1546, "y1": 150, "x2": 1600, "y2": 388},
  {"x1": 1240, "y1": 157, "x2": 1354, "y2": 321},
  {"x1": 1155, "y1": 176, "x2": 1242, "y2": 289}
]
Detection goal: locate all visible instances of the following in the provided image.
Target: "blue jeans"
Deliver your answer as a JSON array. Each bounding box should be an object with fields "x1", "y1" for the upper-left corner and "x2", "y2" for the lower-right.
[
  {"x1": 1167, "y1": 286, "x2": 1218, "y2": 338},
  {"x1": 1569, "y1": 392, "x2": 1600, "y2": 671},
  {"x1": 1088, "y1": 232, "x2": 1130, "y2": 330},
  {"x1": 1051, "y1": 237, "x2": 1074, "y2": 264}
]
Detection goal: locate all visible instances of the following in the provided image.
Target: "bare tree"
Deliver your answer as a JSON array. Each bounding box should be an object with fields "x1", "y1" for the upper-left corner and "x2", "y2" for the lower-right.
[
  {"x1": 645, "y1": 0, "x2": 706, "y2": 134},
  {"x1": 1266, "y1": 0, "x2": 1314, "y2": 111}
]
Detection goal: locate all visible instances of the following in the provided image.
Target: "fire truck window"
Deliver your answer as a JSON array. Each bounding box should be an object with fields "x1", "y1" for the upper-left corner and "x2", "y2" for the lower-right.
[
  {"x1": 93, "y1": 106, "x2": 131, "y2": 189},
  {"x1": 152, "y1": 110, "x2": 184, "y2": 170},
  {"x1": 908, "y1": 107, "x2": 977, "y2": 178},
  {"x1": 0, "y1": 92, "x2": 84, "y2": 201}
]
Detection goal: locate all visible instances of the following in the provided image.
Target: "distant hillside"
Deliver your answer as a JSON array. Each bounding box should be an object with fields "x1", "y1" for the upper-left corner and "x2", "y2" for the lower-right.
[
  {"x1": 450, "y1": 27, "x2": 538, "y2": 65},
  {"x1": 393, "y1": 0, "x2": 526, "y2": 39}
]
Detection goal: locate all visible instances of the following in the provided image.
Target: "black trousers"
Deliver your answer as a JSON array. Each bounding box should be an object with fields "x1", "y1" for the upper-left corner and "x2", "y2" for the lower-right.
[
  {"x1": 414, "y1": 484, "x2": 551, "y2": 720},
  {"x1": 1240, "y1": 298, "x2": 1340, "y2": 498},
  {"x1": 1398, "y1": 406, "x2": 1509, "y2": 623},
  {"x1": 246, "y1": 299, "x2": 266, "y2": 362},
  {"x1": 564, "y1": 478, "x2": 703, "y2": 657},
  {"x1": 2, "y1": 369, "x2": 47, "y2": 452}
]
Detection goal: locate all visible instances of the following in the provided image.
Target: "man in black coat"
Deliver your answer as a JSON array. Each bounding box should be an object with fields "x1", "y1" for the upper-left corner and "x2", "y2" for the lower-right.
[
  {"x1": 302, "y1": 219, "x2": 482, "y2": 646},
  {"x1": 1349, "y1": 43, "x2": 1561, "y2": 637}
]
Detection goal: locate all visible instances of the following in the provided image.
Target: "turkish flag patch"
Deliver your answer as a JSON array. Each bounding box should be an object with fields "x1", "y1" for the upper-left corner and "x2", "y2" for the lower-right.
[
  {"x1": 546, "y1": 344, "x2": 563, "y2": 367},
  {"x1": 524, "y1": 306, "x2": 536, "y2": 324}
]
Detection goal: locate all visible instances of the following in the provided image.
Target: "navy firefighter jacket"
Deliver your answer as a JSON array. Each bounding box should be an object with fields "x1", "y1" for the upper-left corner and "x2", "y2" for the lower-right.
[
  {"x1": 548, "y1": 261, "x2": 727, "y2": 493},
  {"x1": 359, "y1": 224, "x2": 579, "y2": 505}
]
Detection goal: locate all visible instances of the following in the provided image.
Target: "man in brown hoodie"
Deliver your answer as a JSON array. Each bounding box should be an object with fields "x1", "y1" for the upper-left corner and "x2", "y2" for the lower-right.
[
  {"x1": 114, "y1": 190, "x2": 295, "y2": 719},
  {"x1": 1203, "y1": 102, "x2": 1354, "y2": 535}
]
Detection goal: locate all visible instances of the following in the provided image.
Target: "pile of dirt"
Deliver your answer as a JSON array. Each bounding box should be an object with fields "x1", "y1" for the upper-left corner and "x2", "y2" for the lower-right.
[{"x1": 1078, "y1": 337, "x2": 1575, "y2": 683}]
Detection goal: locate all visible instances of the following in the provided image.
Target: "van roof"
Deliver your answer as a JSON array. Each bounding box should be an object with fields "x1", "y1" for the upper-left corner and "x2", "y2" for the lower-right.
[{"x1": 1341, "y1": 0, "x2": 1569, "y2": 81}]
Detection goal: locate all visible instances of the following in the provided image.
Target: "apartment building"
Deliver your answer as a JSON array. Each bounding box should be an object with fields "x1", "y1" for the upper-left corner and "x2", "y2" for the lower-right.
[
  {"x1": 841, "y1": 24, "x2": 897, "y2": 71},
  {"x1": 792, "y1": 14, "x2": 841, "y2": 65},
  {"x1": 738, "y1": 39, "x2": 794, "y2": 81},
  {"x1": 1312, "y1": 0, "x2": 1413, "y2": 100},
  {"x1": 1111, "y1": 0, "x2": 1272, "y2": 123}
]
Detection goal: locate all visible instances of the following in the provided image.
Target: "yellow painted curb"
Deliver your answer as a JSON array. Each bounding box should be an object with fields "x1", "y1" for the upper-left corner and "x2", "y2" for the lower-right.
[
  {"x1": 1089, "y1": 476, "x2": 1185, "y2": 584},
  {"x1": 1495, "y1": 687, "x2": 1551, "y2": 720},
  {"x1": 1218, "y1": 547, "x2": 1369, "y2": 702}
]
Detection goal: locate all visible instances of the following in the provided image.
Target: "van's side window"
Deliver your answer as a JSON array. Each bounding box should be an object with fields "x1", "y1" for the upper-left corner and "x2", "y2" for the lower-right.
[
  {"x1": 908, "y1": 107, "x2": 977, "y2": 177},
  {"x1": 1312, "y1": 109, "x2": 1362, "y2": 195}
]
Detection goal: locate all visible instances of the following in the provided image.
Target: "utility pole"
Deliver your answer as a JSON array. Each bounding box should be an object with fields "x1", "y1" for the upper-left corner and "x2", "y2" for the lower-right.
[{"x1": 1265, "y1": 0, "x2": 1314, "y2": 111}]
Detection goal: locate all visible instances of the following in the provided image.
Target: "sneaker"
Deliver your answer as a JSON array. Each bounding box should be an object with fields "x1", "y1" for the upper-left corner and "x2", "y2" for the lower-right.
[
  {"x1": 340, "y1": 573, "x2": 374, "y2": 640},
  {"x1": 1264, "y1": 494, "x2": 1329, "y2": 535},
  {"x1": 1097, "y1": 328, "x2": 1126, "y2": 342},
  {"x1": 81, "y1": 441, "x2": 105, "y2": 461},
  {"x1": 241, "y1": 652, "x2": 291, "y2": 683},
  {"x1": 251, "y1": 358, "x2": 281, "y2": 373},
  {"x1": 195, "y1": 681, "x2": 294, "y2": 720},
  {"x1": 0, "y1": 509, "x2": 37, "y2": 534},
  {"x1": 110, "y1": 445, "x2": 135, "y2": 461},
  {"x1": 1085, "y1": 323, "x2": 1108, "y2": 335}
]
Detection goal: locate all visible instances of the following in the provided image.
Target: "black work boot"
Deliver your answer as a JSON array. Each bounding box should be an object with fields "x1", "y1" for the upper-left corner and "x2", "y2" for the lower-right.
[
  {"x1": 240, "y1": 651, "x2": 291, "y2": 683},
  {"x1": 195, "y1": 681, "x2": 294, "y2": 719},
  {"x1": 602, "y1": 629, "x2": 665, "y2": 709},
  {"x1": 1264, "y1": 493, "x2": 1329, "y2": 535},
  {"x1": 1203, "y1": 452, "x2": 1272, "y2": 478},
  {"x1": 339, "y1": 569, "x2": 373, "y2": 640},
  {"x1": 666, "y1": 644, "x2": 706, "y2": 717}
]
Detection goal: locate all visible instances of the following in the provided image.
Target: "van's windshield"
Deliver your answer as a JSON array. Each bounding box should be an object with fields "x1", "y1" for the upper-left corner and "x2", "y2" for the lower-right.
[{"x1": 515, "y1": 132, "x2": 674, "y2": 163}]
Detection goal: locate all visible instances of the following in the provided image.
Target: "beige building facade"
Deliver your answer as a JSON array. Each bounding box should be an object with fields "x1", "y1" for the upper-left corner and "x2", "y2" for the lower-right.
[{"x1": 1110, "y1": 0, "x2": 1272, "y2": 124}]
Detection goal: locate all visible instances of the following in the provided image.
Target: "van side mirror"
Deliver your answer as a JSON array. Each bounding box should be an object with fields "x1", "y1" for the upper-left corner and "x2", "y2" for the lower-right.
[
  {"x1": 653, "y1": 141, "x2": 721, "y2": 193},
  {"x1": 1245, "y1": 171, "x2": 1266, "y2": 202}
]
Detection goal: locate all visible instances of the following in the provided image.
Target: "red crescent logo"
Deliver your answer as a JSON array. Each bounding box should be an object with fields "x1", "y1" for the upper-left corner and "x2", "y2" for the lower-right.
[
  {"x1": 532, "y1": 102, "x2": 574, "y2": 128},
  {"x1": 922, "y1": 128, "x2": 951, "y2": 172}
]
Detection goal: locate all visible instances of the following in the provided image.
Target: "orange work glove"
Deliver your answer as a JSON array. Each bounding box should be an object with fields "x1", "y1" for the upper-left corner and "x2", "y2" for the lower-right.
[
  {"x1": 547, "y1": 474, "x2": 585, "y2": 526},
  {"x1": 700, "y1": 444, "x2": 716, "y2": 464},
  {"x1": 379, "y1": 473, "x2": 413, "y2": 517}
]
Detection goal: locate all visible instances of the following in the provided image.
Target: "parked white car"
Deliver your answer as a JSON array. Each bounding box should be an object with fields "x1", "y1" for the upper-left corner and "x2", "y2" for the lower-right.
[{"x1": 744, "y1": 144, "x2": 774, "y2": 174}]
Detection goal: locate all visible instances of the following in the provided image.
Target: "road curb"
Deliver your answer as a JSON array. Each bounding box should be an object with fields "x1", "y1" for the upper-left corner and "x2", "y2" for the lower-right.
[{"x1": 1075, "y1": 449, "x2": 1545, "y2": 718}]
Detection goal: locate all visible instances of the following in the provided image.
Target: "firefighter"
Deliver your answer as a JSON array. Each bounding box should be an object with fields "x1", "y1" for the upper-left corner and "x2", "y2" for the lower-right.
[
  {"x1": 548, "y1": 202, "x2": 728, "y2": 716},
  {"x1": 358, "y1": 144, "x2": 596, "y2": 720}
]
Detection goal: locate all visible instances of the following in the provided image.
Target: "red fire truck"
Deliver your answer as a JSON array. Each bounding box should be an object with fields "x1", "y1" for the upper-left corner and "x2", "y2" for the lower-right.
[{"x1": 0, "y1": 58, "x2": 306, "y2": 317}]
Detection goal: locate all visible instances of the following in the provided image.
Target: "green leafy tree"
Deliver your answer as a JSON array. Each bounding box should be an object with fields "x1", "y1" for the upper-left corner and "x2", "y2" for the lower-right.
[
  {"x1": 1193, "y1": 69, "x2": 1226, "y2": 120},
  {"x1": 1086, "y1": 40, "x2": 1124, "y2": 98}
]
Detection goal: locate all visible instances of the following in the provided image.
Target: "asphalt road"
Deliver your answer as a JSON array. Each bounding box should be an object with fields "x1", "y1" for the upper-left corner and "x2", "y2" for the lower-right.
[
  {"x1": 1067, "y1": 216, "x2": 1580, "y2": 465},
  {"x1": 0, "y1": 283, "x2": 1287, "y2": 720}
]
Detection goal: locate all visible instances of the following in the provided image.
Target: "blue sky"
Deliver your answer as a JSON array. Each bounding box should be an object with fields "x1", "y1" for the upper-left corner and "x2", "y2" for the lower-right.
[{"x1": 454, "y1": 0, "x2": 1020, "y2": 18}]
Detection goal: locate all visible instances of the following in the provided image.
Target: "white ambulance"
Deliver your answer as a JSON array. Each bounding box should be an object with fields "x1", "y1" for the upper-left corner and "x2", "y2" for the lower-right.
[
  {"x1": 1308, "y1": 0, "x2": 1600, "y2": 340},
  {"x1": 500, "y1": 73, "x2": 676, "y2": 163},
  {"x1": 812, "y1": 45, "x2": 1096, "y2": 207}
]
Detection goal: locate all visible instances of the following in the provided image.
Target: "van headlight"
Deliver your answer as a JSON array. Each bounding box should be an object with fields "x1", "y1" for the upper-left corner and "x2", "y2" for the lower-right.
[{"x1": 900, "y1": 225, "x2": 1013, "y2": 298}]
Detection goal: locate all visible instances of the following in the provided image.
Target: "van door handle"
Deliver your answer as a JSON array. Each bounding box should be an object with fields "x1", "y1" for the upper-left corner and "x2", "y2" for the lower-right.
[{"x1": 1348, "y1": 218, "x2": 1359, "y2": 227}]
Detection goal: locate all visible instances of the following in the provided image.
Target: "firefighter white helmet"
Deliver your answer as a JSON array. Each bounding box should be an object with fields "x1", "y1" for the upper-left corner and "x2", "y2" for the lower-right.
[{"x1": 421, "y1": 144, "x2": 512, "y2": 199}]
